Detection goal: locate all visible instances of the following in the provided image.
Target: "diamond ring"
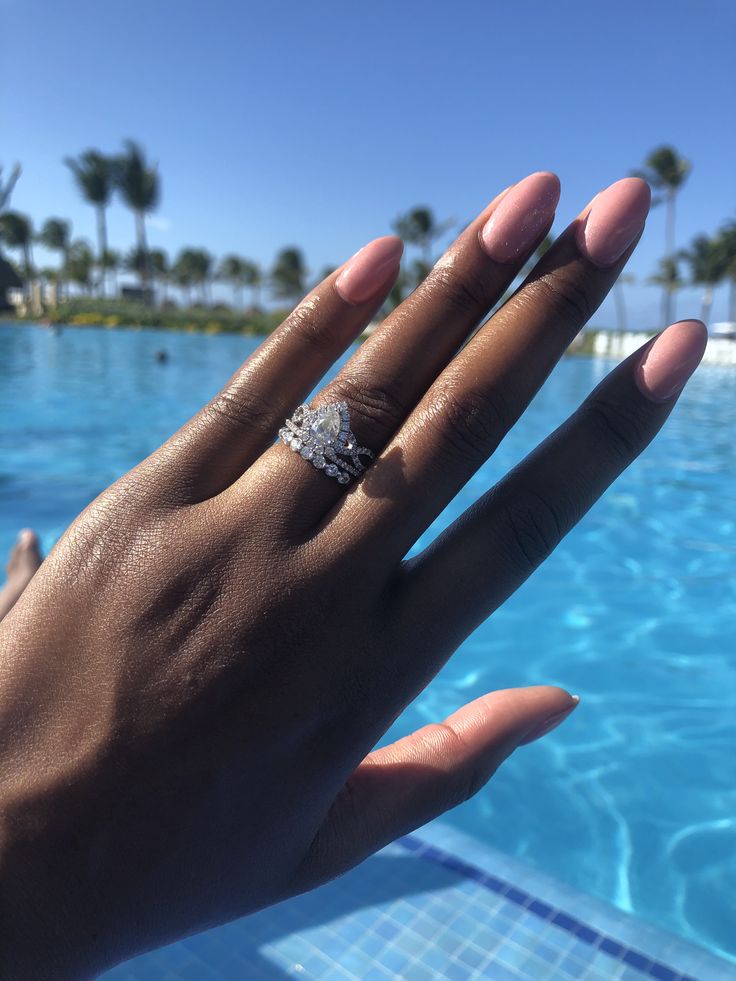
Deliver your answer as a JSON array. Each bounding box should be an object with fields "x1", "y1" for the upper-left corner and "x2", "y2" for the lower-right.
[{"x1": 279, "y1": 401, "x2": 374, "y2": 485}]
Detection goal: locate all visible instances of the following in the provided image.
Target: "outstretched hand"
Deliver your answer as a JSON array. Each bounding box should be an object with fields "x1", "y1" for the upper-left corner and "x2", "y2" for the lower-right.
[{"x1": 0, "y1": 173, "x2": 707, "y2": 977}]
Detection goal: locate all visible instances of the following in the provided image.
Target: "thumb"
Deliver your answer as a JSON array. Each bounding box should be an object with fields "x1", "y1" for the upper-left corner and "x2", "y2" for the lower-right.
[{"x1": 296, "y1": 686, "x2": 578, "y2": 890}]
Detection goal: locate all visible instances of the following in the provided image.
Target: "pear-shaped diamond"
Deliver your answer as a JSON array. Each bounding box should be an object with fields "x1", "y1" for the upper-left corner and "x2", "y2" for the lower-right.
[{"x1": 309, "y1": 405, "x2": 341, "y2": 443}]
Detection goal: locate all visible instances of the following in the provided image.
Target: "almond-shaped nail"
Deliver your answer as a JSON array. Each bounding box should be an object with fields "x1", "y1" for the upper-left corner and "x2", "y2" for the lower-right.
[
  {"x1": 635, "y1": 320, "x2": 708, "y2": 402},
  {"x1": 520, "y1": 695, "x2": 580, "y2": 745},
  {"x1": 480, "y1": 172, "x2": 560, "y2": 263},
  {"x1": 576, "y1": 177, "x2": 651, "y2": 267},
  {"x1": 335, "y1": 236, "x2": 404, "y2": 306}
]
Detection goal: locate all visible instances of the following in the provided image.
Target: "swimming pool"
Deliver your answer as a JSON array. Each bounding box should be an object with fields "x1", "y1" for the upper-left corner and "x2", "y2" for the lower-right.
[{"x1": 1, "y1": 323, "x2": 734, "y2": 961}]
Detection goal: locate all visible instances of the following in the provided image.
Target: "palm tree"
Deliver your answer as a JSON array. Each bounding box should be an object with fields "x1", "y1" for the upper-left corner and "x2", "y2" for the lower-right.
[
  {"x1": 717, "y1": 222, "x2": 736, "y2": 323},
  {"x1": 64, "y1": 150, "x2": 115, "y2": 296},
  {"x1": 240, "y1": 259, "x2": 262, "y2": 309},
  {"x1": 613, "y1": 273, "x2": 635, "y2": 332},
  {"x1": 648, "y1": 257, "x2": 683, "y2": 324},
  {"x1": 148, "y1": 249, "x2": 169, "y2": 303},
  {"x1": 100, "y1": 248, "x2": 121, "y2": 296},
  {"x1": 173, "y1": 248, "x2": 212, "y2": 304},
  {"x1": 116, "y1": 141, "x2": 160, "y2": 298},
  {"x1": 123, "y1": 246, "x2": 148, "y2": 283},
  {"x1": 393, "y1": 207, "x2": 452, "y2": 265},
  {"x1": 65, "y1": 240, "x2": 94, "y2": 294},
  {"x1": 634, "y1": 146, "x2": 691, "y2": 325},
  {"x1": 0, "y1": 211, "x2": 35, "y2": 294},
  {"x1": 384, "y1": 265, "x2": 410, "y2": 313},
  {"x1": 217, "y1": 255, "x2": 246, "y2": 307},
  {"x1": 172, "y1": 251, "x2": 195, "y2": 306},
  {"x1": 38, "y1": 218, "x2": 71, "y2": 300},
  {"x1": 192, "y1": 249, "x2": 213, "y2": 304},
  {"x1": 271, "y1": 247, "x2": 306, "y2": 302},
  {"x1": 0, "y1": 163, "x2": 21, "y2": 212},
  {"x1": 680, "y1": 235, "x2": 728, "y2": 325}
]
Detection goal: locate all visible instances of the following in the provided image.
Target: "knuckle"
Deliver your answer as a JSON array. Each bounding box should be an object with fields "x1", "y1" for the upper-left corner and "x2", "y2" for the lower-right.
[
  {"x1": 327, "y1": 374, "x2": 405, "y2": 437},
  {"x1": 496, "y1": 486, "x2": 567, "y2": 573},
  {"x1": 425, "y1": 723, "x2": 488, "y2": 803},
  {"x1": 585, "y1": 396, "x2": 649, "y2": 464},
  {"x1": 205, "y1": 383, "x2": 280, "y2": 439},
  {"x1": 525, "y1": 271, "x2": 594, "y2": 329},
  {"x1": 425, "y1": 384, "x2": 509, "y2": 465},
  {"x1": 430, "y1": 264, "x2": 487, "y2": 319},
  {"x1": 283, "y1": 296, "x2": 339, "y2": 354}
]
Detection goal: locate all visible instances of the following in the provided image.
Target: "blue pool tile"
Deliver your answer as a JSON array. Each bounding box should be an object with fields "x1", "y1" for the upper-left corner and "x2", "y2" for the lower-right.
[
  {"x1": 552, "y1": 910, "x2": 583, "y2": 932},
  {"x1": 599, "y1": 937, "x2": 626, "y2": 957},
  {"x1": 504, "y1": 885, "x2": 529, "y2": 906},
  {"x1": 622, "y1": 948, "x2": 652, "y2": 971},
  {"x1": 532, "y1": 938, "x2": 564, "y2": 964},
  {"x1": 477, "y1": 873, "x2": 507, "y2": 893},
  {"x1": 527, "y1": 898, "x2": 555, "y2": 919},
  {"x1": 443, "y1": 963, "x2": 472, "y2": 981},
  {"x1": 574, "y1": 923, "x2": 600, "y2": 945},
  {"x1": 374, "y1": 918, "x2": 401, "y2": 942},
  {"x1": 647, "y1": 965, "x2": 678, "y2": 981},
  {"x1": 456, "y1": 943, "x2": 489, "y2": 970}
]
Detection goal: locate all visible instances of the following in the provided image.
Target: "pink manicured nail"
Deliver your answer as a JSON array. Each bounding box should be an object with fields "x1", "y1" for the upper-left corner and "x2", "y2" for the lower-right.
[
  {"x1": 635, "y1": 320, "x2": 708, "y2": 402},
  {"x1": 480, "y1": 172, "x2": 560, "y2": 263},
  {"x1": 335, "y1": 236, "x2": 404, "y2": 305},
  {"x1": 576, "y1": 178, "x2": 651, "y2": 267},
  {"x1": 520, "y1": 695, "x2": 580, "y2": 745}
]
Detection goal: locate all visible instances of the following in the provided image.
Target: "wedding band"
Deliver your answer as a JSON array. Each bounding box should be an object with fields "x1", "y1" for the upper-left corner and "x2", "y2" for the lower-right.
[{"x1": 279, "y1": 401, "x2": 374, "y2": 485}]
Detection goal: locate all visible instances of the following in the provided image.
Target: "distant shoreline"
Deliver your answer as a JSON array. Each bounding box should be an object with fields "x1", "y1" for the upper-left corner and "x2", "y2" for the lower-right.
[{"x1": 2, "y1": 315, "x2": 735, "y2": 365}]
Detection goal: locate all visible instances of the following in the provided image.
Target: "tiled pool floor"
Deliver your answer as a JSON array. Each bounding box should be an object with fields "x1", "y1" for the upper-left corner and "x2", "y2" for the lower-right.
[{"x1": 105, "y1": 822, "x2": 735, "y2": 980}]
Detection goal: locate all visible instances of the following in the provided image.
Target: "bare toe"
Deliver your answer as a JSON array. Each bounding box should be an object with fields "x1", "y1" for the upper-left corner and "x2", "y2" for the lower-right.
[
  {"x1": 1, "y1": 530, "x2": 44, "y2": 620},
  {"x1": 6, "y1": 529, "x2": 43, "y2": 582}
]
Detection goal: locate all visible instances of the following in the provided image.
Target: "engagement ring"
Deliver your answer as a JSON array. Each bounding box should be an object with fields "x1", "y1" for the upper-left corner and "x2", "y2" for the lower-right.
[{"x1": 279, "y1": 402, "x2": 374, "y2": 485}]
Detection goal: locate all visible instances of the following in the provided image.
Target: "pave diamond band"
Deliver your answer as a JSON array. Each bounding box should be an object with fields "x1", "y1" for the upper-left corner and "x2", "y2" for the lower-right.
[{"x1": 279, "y1": 401, "x2": 374, "y2": 485}]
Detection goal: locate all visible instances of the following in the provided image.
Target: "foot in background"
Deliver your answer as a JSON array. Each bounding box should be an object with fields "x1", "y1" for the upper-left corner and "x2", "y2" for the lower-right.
[{"x1": 0, "y1": 529, "x2": 42, "y2": 621}]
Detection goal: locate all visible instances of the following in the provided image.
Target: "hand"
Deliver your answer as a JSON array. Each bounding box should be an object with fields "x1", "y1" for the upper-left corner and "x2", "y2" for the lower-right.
[{"x1": 0, "y1": 173, "x2": 706, "y2": 978}]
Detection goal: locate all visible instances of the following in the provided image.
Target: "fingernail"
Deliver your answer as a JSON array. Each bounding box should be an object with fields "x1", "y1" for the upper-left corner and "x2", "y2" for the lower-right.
[
  {"x1": 576, "y1": 177, "x2": 651, "y2": 267},
  {"x1": 635, "y1": 320, "x2": 708, "y2": 402},
  {"x1": 335, "y1": 236, "x2": 404, "y2": 305},
  {"x1": 480, "y1": 172, "x2": 560, "y2": 263},
  {"x1": 520, "y1": 695, "x2": 580, "y2": 745},
  {"x1": 18, "y1": 529, "x2": 34, "y2": 544}
]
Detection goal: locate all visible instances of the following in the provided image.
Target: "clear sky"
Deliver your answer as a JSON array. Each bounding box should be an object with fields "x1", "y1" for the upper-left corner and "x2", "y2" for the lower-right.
[{"x1": 3, "y1": 0, "x2": 735, "y2": 327}]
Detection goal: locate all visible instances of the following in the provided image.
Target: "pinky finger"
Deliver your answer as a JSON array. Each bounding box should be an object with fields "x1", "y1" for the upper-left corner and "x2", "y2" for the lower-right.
[
  {"x1": 294, "y1": 686, "x2": 578, "y2": 890},
  {"x1": 394, "y1": 320, "x2": 708, "y2": 656}
]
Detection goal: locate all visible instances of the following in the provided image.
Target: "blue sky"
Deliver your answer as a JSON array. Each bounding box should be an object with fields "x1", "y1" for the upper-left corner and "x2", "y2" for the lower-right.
[{"x1": 3, "y1": 0, "x2": 735, "y2": 327}]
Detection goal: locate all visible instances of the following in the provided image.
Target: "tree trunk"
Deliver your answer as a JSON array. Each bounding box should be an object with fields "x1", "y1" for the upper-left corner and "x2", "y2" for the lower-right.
[
  {"x1": 23, "y1": 243, "x2": 33, "y2": 299},
  {"x1": 613, "y1": 281, "x2": 627, "y2": 332},
  {"x1": 662, "y1": 190, "x2": 676, "y2": 327},
  {"x1": 60, "y1": 247, "x2": 69, "y2": 302},
  {"x1": 96, "y1": 205, "x2": 108, "y2": 298},
  {"x1": 665, "y1": 191, "x2": 676, "y2": 263},
  {"x1": 701, "y1": 286, "x2": 714, "y2": 326},
  {"x1": 135, "y1": 210, "x2": 151, "y2": 302},
  {"x1": 729, "y1": 278, "x2": 736, "y2": 324}
]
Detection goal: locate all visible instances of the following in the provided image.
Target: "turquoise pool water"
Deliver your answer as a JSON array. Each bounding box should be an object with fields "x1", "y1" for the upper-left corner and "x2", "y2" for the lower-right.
[{"x1": 1, "y1": 323, "x2": 734, "y2": 961}]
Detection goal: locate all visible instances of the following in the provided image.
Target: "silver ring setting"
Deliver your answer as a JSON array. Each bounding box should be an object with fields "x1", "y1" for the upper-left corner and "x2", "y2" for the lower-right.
[{"x1": 279, "y1": 401, "x2": 374, "y2": 485}]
